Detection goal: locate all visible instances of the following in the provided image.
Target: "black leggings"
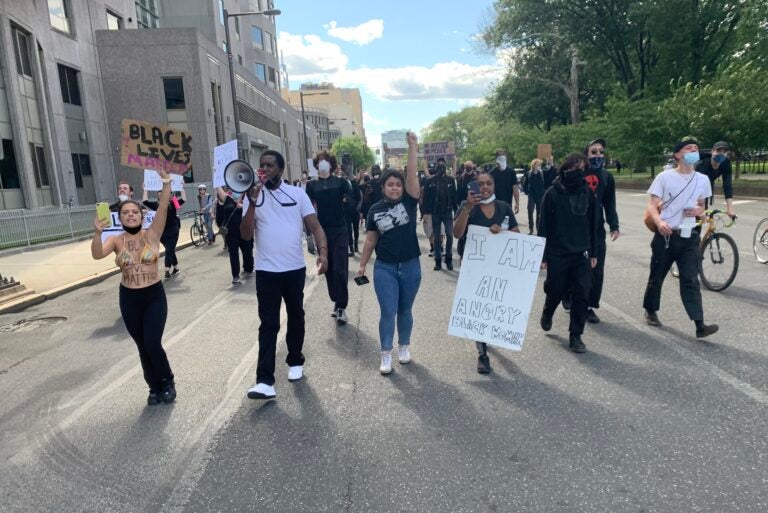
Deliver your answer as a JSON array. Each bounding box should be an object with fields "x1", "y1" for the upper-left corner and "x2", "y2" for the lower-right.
[
  {"x1": 119, "y1": 282, "x2": 174, "y2": 392},
  {"x1": 161, "y1": 231, "x2": 179, "y2": 269}
]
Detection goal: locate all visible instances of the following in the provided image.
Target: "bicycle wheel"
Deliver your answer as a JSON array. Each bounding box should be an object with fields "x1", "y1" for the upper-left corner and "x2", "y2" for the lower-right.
[
  {"x1": 699, "y1": 233, "x2": 738, "y2": 292},
  {"x1": 190, "y1": 223, "x2": 203, "y2": 247},
  {"x1": 753, "y1": 217, "x2": 768, "y2": 264}
]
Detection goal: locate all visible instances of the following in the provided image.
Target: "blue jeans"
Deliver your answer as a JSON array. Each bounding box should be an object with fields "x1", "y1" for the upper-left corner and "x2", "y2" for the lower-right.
[
  {"x1": 203, "y1": 212, "x2": 215, "y2": 242},
  {"x1": 373, "y1": 257, "x2": 422, "y2": 351}
]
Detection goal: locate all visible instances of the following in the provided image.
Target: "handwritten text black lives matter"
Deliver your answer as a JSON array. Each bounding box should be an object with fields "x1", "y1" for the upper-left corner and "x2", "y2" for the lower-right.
[{"x1": 450, "y1": 232, "x2": 542, "y2": 348}]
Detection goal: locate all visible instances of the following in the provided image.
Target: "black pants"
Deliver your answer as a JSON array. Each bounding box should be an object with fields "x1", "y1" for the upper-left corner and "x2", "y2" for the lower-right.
[
  {"x1": 161, "y1": 230, "x2": 179, "y2": 269},
  {"x1": 543, "y1": 252, "x2": 592, "y2": 335},
  {"x1": 119, "y1": 282, "x2": 173, "y2": 392},
  {"x1": 324, "y1": 226, "x2": 349, "y2": 310},
  {"x1": 346, "y1": 209, "x2": 359, "y2": 249},
  {"x1": 527, "y1": 196, "x2": 542, "y2": 234},
  {"x1": 643, "y1": 232, "x2": 704, "y2": 321},
  {"x1": 589, "y1": 240, "x2": 607, "y2": 309},
  {"x1": 256, "y1": 268, "x2": 307, "y2": 386},
  {"x1": 227, "y1": 229, "x2": 254, "y2": 278},
  {"x1": 432, "y1": 212, "x2": 453, "y2": 263}
]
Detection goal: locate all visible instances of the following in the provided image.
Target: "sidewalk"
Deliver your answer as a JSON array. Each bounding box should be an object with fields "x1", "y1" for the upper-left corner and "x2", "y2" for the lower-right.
[{"x1": 0, "y1": 218, "x2": 197, "y2": 314}]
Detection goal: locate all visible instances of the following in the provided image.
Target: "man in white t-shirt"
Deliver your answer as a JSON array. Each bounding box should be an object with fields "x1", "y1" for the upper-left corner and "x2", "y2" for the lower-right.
[
  {"x1": 240, "y1": 150, "x2": 328, "y2": 400},
  {"x1": 642, "y1": 138, "x2": 718, "y2": 338}
]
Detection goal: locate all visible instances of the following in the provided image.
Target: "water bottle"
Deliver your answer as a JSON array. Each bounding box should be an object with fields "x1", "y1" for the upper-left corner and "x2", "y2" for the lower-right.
[{"x1": 501, "y1": 215, "x2": 509, "y2": 231}]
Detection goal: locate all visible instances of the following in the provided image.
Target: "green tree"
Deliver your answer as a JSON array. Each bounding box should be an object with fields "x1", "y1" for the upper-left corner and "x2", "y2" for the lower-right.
[{"x1": 330, "y1": 136, "x2": 375, "y2": 171}]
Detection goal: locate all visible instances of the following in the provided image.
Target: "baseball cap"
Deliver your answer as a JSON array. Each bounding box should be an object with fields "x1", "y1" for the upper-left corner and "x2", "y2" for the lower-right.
[{"x1": 712, "y1": 141, "x2": 730, "y2": 151}]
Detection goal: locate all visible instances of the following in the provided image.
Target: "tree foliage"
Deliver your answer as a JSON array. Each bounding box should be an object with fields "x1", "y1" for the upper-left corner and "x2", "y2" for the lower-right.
[{"x1": 330, "y1": 136, "x2": 375, "y2": 171}]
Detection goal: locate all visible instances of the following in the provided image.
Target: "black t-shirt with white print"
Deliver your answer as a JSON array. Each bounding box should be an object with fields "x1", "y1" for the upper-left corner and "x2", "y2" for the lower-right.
[
  {"x1": 366, "y1": 193, "x2": 421, "y2": 263},
  {"x1": 459, "y1": 199, "x2": 518, "y2": 230}
]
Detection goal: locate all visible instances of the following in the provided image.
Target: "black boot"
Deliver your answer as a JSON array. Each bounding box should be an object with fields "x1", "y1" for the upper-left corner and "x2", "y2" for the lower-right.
[
  {"x1": 695, "y1": 321, "x2": 719, "y2": 338},
  {"x1": 540, "y1": 312, "x2": 553, "y2": 332},
  {"x1": 569, "y1": 334, "x2": 586, "y2": 353},
  {"x1": 160, "y1": 382, "x2": 176, "y2": 404},
  {"x1": 477, "y1": 354, "x2": 491, "y2": 374},
  {"x1": 644, "y1": 310, "x2": 662, "y2": 327}
]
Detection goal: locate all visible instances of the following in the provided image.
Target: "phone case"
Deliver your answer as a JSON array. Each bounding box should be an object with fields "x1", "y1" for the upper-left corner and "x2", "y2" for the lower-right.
[{"x1": 96, "y1": 203, "x2": 111, "y2": 224}]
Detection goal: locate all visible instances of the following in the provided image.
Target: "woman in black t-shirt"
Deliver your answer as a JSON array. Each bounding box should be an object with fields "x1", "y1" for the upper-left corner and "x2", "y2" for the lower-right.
[
  {"x1": 453, "y1": 170, "x2": 519, "y2": 374},
  {"x1": 358, "y1": 133, "x2": 422, "y2": 375},
  {"x1": 143, "y1": 186, "x2": 186, "y2": 279}
]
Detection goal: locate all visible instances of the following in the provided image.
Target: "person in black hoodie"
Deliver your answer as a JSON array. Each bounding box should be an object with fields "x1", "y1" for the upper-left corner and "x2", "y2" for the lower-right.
[
  {"x1": 580, "y1": 138, "x2": 620, "y2": 323},
  {"x1": 143, "y1": 185, "x2": 186, "y2": 279},
  {"x1": 524, "y1": 159, "x2": 546, "y2": 235},
  {"x1": 422, "y1": 157, "x2": 458, "y2": 270},
  {"x1": 538, "y1": 153, "x2": 597, "y2": 353}
]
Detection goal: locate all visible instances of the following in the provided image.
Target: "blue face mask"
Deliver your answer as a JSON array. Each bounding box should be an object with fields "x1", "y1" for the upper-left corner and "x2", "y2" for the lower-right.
[
  {"x1": 683, "y1": 152, "x2": 700, "y2": 165},
  {"x1": 588, "y1": 156, "x2": 605, "y2": 170},
  {"x1": 713, "y1": 154, "x2": 727, "y2": 164},
  {"x1": 231, "y1": 192, "x2": 242, "y2": 201}
]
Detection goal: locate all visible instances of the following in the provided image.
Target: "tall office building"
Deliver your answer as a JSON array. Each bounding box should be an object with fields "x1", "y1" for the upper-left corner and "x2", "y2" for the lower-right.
[
  {"x1": 284, "y1": 82, "x2": 366, "y2": 147},
  {"x1": 0, "y1": 0, "x2": 313, "y2": 211}
]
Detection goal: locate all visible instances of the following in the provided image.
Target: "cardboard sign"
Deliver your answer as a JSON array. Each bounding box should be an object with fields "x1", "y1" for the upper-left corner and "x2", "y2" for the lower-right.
[
  {"x1": 143, "y1": 170, "x2": 184, "y2": 191},
  {"x1": 537, "y1": 144, "x2": 552, "y2": 160},
  {"x1": 448, "y1": 226, "x2": 546, "y2": 351},
  {"x1": 121, "y1": 118, "x2": 192, "y2": 174},
  {"x1": 213, "y1": 140, "x2": 238, "y2": 188}
]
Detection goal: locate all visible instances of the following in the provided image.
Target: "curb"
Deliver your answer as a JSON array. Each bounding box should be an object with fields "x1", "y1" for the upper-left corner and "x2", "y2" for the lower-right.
[{"x1": 0, "y1": 240, "x2": 195, "y2": 315}]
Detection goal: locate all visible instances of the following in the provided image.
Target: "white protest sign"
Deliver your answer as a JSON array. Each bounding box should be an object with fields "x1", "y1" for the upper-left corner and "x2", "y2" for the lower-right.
[
  {"x1": 144, "y1": 170, "x2": 184, "y2": 191},
  {"x1": 307, "y1": 158, "x2": 318, "y2": 178},
  {"x1": 213, "y1": 140, "x2": 238, "y2": 188},
  {"x1": 448, "y1": 226, "x2": 546, "y2": 351}
]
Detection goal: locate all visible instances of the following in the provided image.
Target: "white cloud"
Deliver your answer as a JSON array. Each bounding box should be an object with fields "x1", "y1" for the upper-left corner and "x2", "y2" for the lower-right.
[
  {"x1": 364, "y1": 112, "x2": 388, "y2": 127},
  {"x1": 277, "y1": 32, "x2": 348, "y2": 75},
  {"x1": 325, "y1": 19, "x2": 384, "y2": 46}
]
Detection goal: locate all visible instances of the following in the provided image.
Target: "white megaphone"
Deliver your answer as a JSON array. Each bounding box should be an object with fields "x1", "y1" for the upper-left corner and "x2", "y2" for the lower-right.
[{"x1": 223, "y1": 159, "x2": 257, "y2": 193}]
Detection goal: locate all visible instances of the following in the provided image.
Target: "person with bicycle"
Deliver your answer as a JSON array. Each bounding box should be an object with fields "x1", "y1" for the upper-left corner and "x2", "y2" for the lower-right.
[
  {"x1": 642, "y1": 138, "x2": 719, "y2": 338},
  {"x1": 197, "y1": 184, "x2": 215, "y2": 245},
  {"x1": 696, "y1": 141, "x2": 736, "y2": 219}
]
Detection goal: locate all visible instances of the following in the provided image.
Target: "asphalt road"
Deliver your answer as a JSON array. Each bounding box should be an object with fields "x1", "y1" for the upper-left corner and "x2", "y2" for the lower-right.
[{"x1": 1, "y1": 191, "x2": 767, "y2": 513}]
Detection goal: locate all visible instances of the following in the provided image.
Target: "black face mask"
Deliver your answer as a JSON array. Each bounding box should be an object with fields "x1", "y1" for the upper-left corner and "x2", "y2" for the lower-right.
[
  {"x1": 561, "y1": 169, "x2": 584, "y2": 189},
  {"x1": 264, "y1": 173, "x2": 283, "y2": 190},
  {"x1": 123, "y1": 224, "x2": 142, "y2": 235},
  {"x1": 436, "y1": 164, "x2": 446, "y2": 176}
]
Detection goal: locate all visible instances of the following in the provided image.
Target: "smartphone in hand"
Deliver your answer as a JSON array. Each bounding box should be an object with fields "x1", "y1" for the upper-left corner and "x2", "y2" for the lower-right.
[
  {"x1": 354, "y1": 275, "x2": 370, "y2": 286},
  {"x1": 468, "y1": 180, "x2": 481, "y2": 196},
  {"x1": 96, "y1": 202, "x2": 111, "y2": 226}
]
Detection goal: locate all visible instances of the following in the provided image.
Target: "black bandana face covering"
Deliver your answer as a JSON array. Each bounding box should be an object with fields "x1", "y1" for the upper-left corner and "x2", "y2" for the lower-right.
[{"x1": 123, "y1": 224, "x2": 142, "y2": 235}]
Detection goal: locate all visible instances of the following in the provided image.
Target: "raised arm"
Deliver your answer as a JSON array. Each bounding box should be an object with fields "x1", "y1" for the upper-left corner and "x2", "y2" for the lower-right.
[
  {"x1": 148, "y1": 170, "x2": 171, "y2": 240},
  {"x1": 405, "y1": 132, "x2": 420, "y2": 199}
]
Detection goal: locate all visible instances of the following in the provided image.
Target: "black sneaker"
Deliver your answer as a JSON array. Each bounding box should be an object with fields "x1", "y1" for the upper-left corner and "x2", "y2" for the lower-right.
[
  {"x1": 164, "y1": 271, "x2": 171, "y2": 280},
  {"x1": 644, "y1": 310, "x2": 662, "y2": 327},
  {"x1": 477, "y1": 354, "x2": 491, "y2": 374},
  {"x1": 428, "y1": 249, "x2": 434, "y2": 257},
  {"x1": 540, "y1": 313, "x2": 553, "y2": 332},
  {"x1": 569, "y1": 334, "x2": 587, "y2": 353},
  {"x1": 586, "y1": 309, "x2": 600, "y2": 324},
  {"x1": 696, "y1": 323, "x2": 719, "y2": 338},
  {"x1": 147, "y1": 392, "x2": 162, "y2": 406},
  {"x1": 433, "y1": 263, "x2": 442, "y2": 271},
  {"x1": 562, "y1": 298, "x2": 572, "y2": 311},
  {"x1": 171, "y1": 267, "x2": 180, "y2": 277},
  {"x1": 445, "y1": 260, "x2": 454, "y2": 271},
  {"x1": 160, "y1": 384, "x2": 176, "y2": 404}
]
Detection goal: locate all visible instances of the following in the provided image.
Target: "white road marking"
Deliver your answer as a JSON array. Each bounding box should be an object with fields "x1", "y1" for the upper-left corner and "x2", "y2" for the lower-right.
[
  {"x1": 601, "y1": 301, "x2": 768, "y2": 406},
  {"x1": 732, "y1": 200, "x2": 756, "y2": 205}
]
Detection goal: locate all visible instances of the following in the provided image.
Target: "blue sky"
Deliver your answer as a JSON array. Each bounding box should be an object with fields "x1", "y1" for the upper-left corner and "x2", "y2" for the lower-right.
[{"x1": 275, "y1": 0, "x2": 505, "y2": 152}]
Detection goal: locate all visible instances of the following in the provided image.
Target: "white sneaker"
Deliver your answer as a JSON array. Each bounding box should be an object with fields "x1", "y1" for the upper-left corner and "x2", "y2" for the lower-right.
[
  {"x1": 247, "y1": 383, "x2": 276, "y2": 400},
  {"x1": 398, "y1": 345, "x2": 411, "y2": 364},
  {"x1": 380, "y1": 351, "x2": 393, "y2": 375},
  {"x1": 232, "y1": 277, "x2": 241, "y2": 284},
  {"x1": 336, "y1": 308, "x2": 348, "y2": 325},
  {"x1": 288, "y1": 366, "x2": 303, "y2": 382}
]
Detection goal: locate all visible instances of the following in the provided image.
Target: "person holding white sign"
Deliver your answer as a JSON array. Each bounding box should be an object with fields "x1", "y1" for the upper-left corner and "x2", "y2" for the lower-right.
[
  {"x1": 143, "y1": 185, "x2": 186, "y2": 279},
  {"x1": 358, "y1": 132, "x2": 422, "y2": 375},
  {"x1": 453, "y1": 169, "x2": 519, "y2": 374},
  {"x1": 538, "y1": 153, "x2": 597, "y2": 354},
  {"x1": 91, "y1": 169, "x2": 176, "y2": 405}
]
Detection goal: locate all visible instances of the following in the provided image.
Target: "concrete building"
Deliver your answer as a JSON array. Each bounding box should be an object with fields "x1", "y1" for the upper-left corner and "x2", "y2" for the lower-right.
[
  {"x1": 284, "y1": 82, "x2": 366, "y2": 145},
  {"x1": 0, "y1": 0, "x2": 313, "y2": 211},
  {"x1": 303, "y1": 106, "x2": 341, "y2": 151}
]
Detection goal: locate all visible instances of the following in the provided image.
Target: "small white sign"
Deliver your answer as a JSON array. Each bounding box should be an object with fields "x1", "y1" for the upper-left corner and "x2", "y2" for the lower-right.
[
  {"x1": 144, "y1": 170, "x2": 184, "y2": 191},
  {"x1": 447, "y1": 226, "x2": 546, "y2": 351},
  {"x1": 101, "y1": 210, "x2": 156, "y2": 242},
  {"x1": 307, "y1": 158, "x2": 318, "y2": 178},
  {"x1": 213, "y1": 140, "x2": 238, "y2": 188}
]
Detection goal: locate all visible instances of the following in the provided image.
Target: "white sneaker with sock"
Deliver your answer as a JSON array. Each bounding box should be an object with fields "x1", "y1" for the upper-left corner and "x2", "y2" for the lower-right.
[
  {"x1": 380, "y1": 351, "x2": 392, "y2": 375},
  {"x1": 398, "y1": 345, "x2": 411, "y2": 364},
  {"x1": 288, "y1": 366, "x2": 303, "y2": 382},
  {"x1": 336, "y1": 308, "x2": 348, "y2": 325},
  {"x1": 247, "y1": 383, "x2": 276, "y2": 399}
]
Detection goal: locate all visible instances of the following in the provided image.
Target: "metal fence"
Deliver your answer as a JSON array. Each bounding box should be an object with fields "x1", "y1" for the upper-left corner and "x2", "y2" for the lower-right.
[{"x1": 0, "y1": 184, "x2": 203, "y2": 251}]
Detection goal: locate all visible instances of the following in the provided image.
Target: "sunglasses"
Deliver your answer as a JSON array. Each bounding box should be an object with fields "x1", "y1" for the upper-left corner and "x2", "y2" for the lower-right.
[{"x1": 590, "y1": 149, "x2": 605, "y2": 155}]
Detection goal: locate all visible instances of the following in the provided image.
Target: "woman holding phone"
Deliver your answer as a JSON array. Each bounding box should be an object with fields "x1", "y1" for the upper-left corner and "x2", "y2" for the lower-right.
[
  {"x1": 91, "y1": 169, "x2": 176, "y2": 406},
  {"x1": 453, "y1": 170, "x2": 519, "y2": 374},
  {"x1": 358, "y1": 132, "x2": 422, "y2": 375}
]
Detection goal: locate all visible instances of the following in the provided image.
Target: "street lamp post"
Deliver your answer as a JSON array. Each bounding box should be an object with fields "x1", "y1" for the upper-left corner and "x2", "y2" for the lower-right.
[
  {"x1": 299, "y1": 91, "x2": 329, "y2": 164},
  {"x1": 223, "y1": 8, "x2": 281, "y2": 161}
]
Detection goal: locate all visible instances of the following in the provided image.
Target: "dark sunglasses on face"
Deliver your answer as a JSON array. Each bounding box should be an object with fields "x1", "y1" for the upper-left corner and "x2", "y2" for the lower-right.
[{"x1": 590, "y1": 149, "x2": 605, "y2": 155}]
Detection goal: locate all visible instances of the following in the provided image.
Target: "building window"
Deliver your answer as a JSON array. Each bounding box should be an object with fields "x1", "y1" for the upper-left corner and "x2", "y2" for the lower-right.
[
  {"x1": 238, "y1": 55, "x2": 243, "y2": 65},
  {"x1": 47, "y1": 0, "x2": 72, "y2": 34},
  {"x1": 30, "y1": 144, "x2": 50, "y2": 188},
  {"x1": 251, "y1": 25, "x2": 263, "y2": 48},
  {"x1": 267, "y1": 66, "x2": 276, "y2": 88},
  {"x1": 234, "y1": 18, "x2": 240, "y2": 39},
  {"x1": 12, "y1": 29, "x2": 32, "y2": 77},
  {"x1": 0, "y1": 140, "x2": 21, "y2": 189},
  {"x1": 222, "y1": 41, "x2": 228, "y2": 53},
  {"x1": 163, "y1": 78, "x2": 185, "y2": 109},
  {"x1": 254, "y1": 63, "x2": 266, "y2": 82},
  {"x1": 265, "y1": 31, "x2": 273, "y2": 55},
  {"x1": 211, "y1": 82, "x2": 224, "y2": 145},
  {"x1": 57, "y1": 64, "x2": 81, "y2": 106},
  {"x1": 219, "y1": 0, "x2": 225, "y2": 25},
  {"x1": 71, "y1": 153, "x2": 91, "y2": 188},
  {"x1": 135, "y1": 0, "x2": 159, "y2": 29},
  {"x1": 106, "y1": 10, "x2": 123, "y2": 30}
]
